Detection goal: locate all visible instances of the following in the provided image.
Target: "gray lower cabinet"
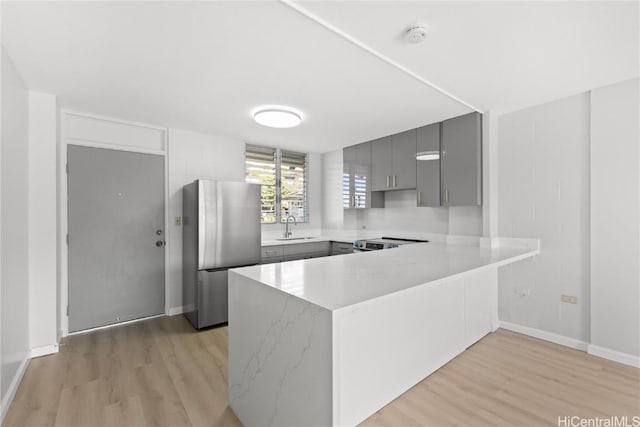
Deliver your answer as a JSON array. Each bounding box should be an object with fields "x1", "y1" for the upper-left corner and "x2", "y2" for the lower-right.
[
  {"x1": 416, "y1": 123, "x2": 441, "y2": 207},
  {"x1": 261, "y1": 241, "x2": 331, "y2": 264},
  {"x1": 331, "y1": 241, "x2": 354, "y2": 255},
  {"x1": 261, "y1": 245, "x2": 284, "y2": 264},
  {"x1": 442, "y1": 112, "x2": 482, "y2": 206},
  {"x1": 282, "y1": 241, "x2": 331, "y2": 261},
  {"x1": 371, "y1": 131, "x2": 417, "y2": 191}
]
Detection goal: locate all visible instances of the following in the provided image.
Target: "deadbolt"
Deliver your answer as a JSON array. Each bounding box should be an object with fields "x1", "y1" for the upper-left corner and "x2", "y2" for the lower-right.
[{"x1": 156, "y1": 229, "x2": 163, "y2": 235}]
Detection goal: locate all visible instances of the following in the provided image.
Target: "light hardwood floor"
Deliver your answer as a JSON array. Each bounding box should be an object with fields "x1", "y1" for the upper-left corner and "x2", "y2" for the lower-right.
[{"x1": 3, "y1": 315, "x2": 638, "y2": 426}]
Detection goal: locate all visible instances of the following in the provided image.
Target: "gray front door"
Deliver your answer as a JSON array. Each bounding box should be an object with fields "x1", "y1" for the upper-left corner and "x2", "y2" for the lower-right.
[{"x1": 68, "y1": 145, "x2": 165, "y2": 332}]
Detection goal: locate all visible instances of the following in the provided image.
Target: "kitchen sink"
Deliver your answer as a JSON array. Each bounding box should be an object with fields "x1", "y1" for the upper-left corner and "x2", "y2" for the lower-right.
[{"x1": 275, "y1": 236, "x2": 318, "y2": 241}]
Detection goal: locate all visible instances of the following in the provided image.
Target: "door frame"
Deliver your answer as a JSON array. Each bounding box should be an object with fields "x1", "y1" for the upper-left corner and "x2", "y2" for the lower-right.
[{"x1": 59, "y1": 110, "x2": 169, "y2": 338}]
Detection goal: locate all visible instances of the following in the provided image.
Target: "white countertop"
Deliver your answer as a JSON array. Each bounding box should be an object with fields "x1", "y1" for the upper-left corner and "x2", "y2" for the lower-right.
[{"x1": 233, "y1": 240, "x2": 539, "y2": 311}]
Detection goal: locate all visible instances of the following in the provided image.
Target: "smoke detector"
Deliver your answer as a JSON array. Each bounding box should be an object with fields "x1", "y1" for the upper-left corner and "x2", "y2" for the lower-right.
[{"x1": 403, "y1": 23, "x2": 428, "y2": 44}]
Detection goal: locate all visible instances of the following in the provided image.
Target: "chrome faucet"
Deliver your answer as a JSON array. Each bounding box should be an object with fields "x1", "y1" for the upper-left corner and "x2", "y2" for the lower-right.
[{"x1": 284, "y1": 214, "x2": 297, "y2": 238}]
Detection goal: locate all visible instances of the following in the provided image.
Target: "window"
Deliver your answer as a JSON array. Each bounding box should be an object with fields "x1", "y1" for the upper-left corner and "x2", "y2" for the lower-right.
[{"x1": 245, "y1": 145, "x2": 308, "y2": 224}]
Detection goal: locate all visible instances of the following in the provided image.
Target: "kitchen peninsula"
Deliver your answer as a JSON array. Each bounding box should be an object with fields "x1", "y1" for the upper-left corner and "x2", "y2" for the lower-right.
[{"x1": 228, "y1": 238, "x2": 539, "y2": 426}]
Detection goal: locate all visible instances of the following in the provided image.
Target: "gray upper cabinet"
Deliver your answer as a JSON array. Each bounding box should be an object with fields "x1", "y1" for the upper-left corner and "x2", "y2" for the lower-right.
[
  {"x1": 416, "y1": 123, "x2": 441, "y2": 207},
  {"x1": 343, "y1": 142, "x2": 383, "y2": 209},
  {"x1": 392, "y1": 129, "x2": 417, "y2": 190},
  {"x1": 342, "y1": 145, "x2": 356, "y2": 208},
  {"x1": 371, "y1": 136, "x2": 392, "y2": 191},
  {"x1": 371, "y1": 131, "x2": 417, "y2": 191},
  {"x1": 345, "y1": 112, "x2": 481, "y2": 207},
  {"x1": 441, "y1": 112, "x2": 482, "y2": 206}
]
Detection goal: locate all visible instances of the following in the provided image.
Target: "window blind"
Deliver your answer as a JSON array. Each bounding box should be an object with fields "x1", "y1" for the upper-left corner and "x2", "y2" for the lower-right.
[
  {"x1": 353, "y1": 173, "x2": 367, "y2": 208},
  {"x1": 342, "y1": 172, "x2": 351, "y2": 208}
]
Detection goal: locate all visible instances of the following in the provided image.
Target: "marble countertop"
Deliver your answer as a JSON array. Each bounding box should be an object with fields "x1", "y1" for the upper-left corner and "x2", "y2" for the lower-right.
[{"x1": 233, "y1": 240, "x2": 539, "y2": 311}]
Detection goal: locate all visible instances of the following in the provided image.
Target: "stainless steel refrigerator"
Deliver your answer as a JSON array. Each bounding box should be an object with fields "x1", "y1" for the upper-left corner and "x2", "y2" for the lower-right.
[{"x1": 182, "y1": 180, "x2": 261, "y2": 329}]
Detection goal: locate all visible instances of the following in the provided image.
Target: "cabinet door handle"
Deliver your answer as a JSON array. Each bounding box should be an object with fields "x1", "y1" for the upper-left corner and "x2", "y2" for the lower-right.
[
  {"x1": 352, "y1": 195, "x2": 356, "y2": 207},
  {"x1": 386, "y1": 175, "x2": 390, "y2": 188},
  {"x1": 393, "y1": 175, "x2": 397, "y2": 187},
  {"x1": 444, "y1": 188, "x2": 449, "y2": 205},
  {"x1": 417, "y1": 191, "x2": 422, "y2": 205}
]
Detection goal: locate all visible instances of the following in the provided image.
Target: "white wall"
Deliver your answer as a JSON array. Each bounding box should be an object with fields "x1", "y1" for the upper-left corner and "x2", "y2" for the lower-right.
[
  {"x1": 167, "y1": 128, "x2": 245, "y2": 313},
  {"x1": 28, "y1": 92, "x2": 57, "y2": 354},
  {"x1": 350, "y1": 191, "x2": 450, "y2": 235},
  {"x1": 1, "y1": 46, "x2": 30, "y2": 418},
  {"x1": 498, "y1": 93, "x2": 591, "y2": 343},
  {"x1": 590, "y1": 78, "x2": 639, "y2": 363}
]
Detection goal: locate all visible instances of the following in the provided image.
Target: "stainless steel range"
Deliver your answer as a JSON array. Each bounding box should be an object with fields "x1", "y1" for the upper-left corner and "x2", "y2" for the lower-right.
[{"x1": 352, "y1": 237, "x2": 428, "y2": 252}]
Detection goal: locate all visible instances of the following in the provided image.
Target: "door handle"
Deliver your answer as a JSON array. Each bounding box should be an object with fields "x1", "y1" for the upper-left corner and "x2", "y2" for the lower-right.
[
  {"x1": 386, "y1": 176, "x2": 390, "y2": 188},
  {"x1": 417, "y1": 191, "x2": 422, "y2": 205},
  {"x1": 444, "y1": 188, "x2": 449, "y2": 205},
  {"x1": 155, "y1": 241, "x2": 165, "y2": 247},
  {"x1": 393, "y1": 175, "x2": 397, "y2": 187}
]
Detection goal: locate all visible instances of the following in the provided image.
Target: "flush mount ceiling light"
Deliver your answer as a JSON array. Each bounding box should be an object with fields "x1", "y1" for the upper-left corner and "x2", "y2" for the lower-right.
[
  {"x1": 416, "y1": 151, "x2": 440, "y2": 161},
  {"x1": 253, "y1": 108, "x2": 302, "y2": 128}
]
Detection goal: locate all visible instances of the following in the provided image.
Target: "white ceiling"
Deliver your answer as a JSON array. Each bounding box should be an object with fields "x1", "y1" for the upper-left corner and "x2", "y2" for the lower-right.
[
  {"x1": 300, "y1": 0, "x2": 639, "y2": 114},
  {"x1": 2, "y1": 1, "x2": 638, "y2": 153}
]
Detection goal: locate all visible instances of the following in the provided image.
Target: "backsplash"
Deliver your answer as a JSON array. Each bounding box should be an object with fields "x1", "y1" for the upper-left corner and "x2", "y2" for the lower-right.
[
  {"x1": 322, "y1": 149, "x2": 483, "y2": 236},
  {"x1": 345, "y1": 190, "x2": 481, "y2": 236}
]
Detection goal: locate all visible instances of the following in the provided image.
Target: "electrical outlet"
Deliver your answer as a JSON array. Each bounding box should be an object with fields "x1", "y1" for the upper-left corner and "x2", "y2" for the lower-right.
[
  {"x1": 175, "y1": 216, "x2": 182, "y2": 226},
  {"x1": 561, "y1": 295, "x2": 578, "y2": 304}
]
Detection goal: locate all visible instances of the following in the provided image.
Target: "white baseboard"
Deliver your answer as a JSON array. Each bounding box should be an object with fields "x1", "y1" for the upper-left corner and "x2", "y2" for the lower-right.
[
  {"x1": 588, "y1": 344, "x2": 640, "y2": 368},
  {"x1": 500, "y1": 322, "x2": 640, "y2": 368},
  {"x1": 30, "y1": 344, "x2": 59, "y2": 359},
  {"x1": 167, "y1": 306, "x2": 185, "y2": 316},
  {"x1": 0, "y1": 356, "x2": 30, "y2": 424},
  {"x1": 499, "y1": 321, "x2": 589, "y2": 351}
]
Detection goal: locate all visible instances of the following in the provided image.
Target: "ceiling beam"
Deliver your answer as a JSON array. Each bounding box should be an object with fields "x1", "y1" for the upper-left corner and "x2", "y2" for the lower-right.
[{"x1": 280, "y1": 0, "x2": 484, "y2": 114}]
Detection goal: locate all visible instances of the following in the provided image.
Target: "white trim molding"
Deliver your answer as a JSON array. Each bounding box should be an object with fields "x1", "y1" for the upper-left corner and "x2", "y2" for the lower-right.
[
  {"x1": 59, "y1": 110, "x2": 169, "y2": 337},
  {"x1": 0, "y1": 357, "x2": 30, "y2": 424},
  {"x1": 167, "y1": 306, "x2": 185, "y2": 316},
  {"x1": 279, "y1": 0, "x2": 482, "y2": 113},
  {"x1": 588, "y1": 345, "x2": 640, "y2": 368},
  {"x1": 29, "y1": 344, "x2": 59, "y2": 359},
  {"x1": 499, "y1": 321, "x2": 588, "y2": 351},
  {"x1": 501, "y1": 321, "x2": 640, "y2": 367}
]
